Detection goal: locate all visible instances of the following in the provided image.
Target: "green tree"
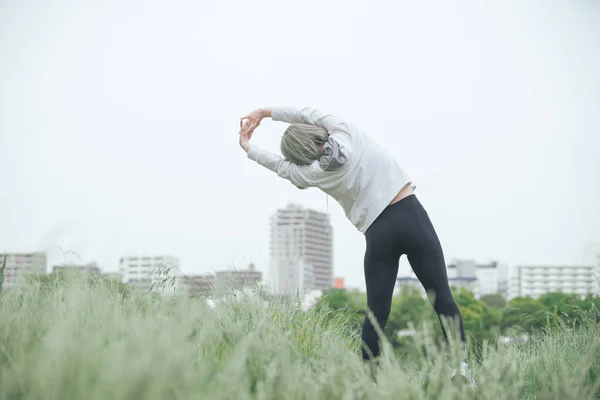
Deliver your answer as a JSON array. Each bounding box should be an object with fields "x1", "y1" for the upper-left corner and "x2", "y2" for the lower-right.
[
  {"x1": 577, "y1": 294, "x2": 600, "y2": 318},
  {"x1": 315, "y1": 288, "x2": 365, "y2": 333},
  {"x1": 539, "y1": 292, "x2": 600, "y2": 329},
  {"x1": 454, "y1": 289, "x2": 501, "y2": 348},
  {"x1": 317, "y1": 285, "x2": 600, "y2": 361},
  {"x1": 385, "y1": 287, "x2": 437, "y2": 346},
  {"x1": 501, "y1": 296, "x2": 550, "y2": 334},
  {"x1": 480, "y1": 293, "x2": 507, "y2": 309},
  {"x1": 323, "y1": 288, "x2": 358, "y2": 310}
]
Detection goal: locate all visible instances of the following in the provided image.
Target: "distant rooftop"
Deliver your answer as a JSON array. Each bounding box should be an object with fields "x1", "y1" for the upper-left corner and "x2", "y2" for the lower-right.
[
  {"x1": 447, "y1": 261, "x2": 499, "y2": 269},
  {"x1": 398, "y1": 276, "x2": 477, "y2": 282}
]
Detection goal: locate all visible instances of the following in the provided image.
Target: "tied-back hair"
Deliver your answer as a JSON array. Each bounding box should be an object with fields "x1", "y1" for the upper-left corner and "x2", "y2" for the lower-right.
[{"x1": 280, "y1": 124, "x2": 329, "y2": 165}]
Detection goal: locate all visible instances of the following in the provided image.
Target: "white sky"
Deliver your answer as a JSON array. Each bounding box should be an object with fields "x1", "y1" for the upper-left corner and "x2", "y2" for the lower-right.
[{"x1": 1, "y1": 0, "x2": 599, "y2": 290}]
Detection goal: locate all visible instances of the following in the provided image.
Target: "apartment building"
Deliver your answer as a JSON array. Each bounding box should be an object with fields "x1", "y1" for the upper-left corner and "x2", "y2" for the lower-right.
[
  {"x1": 0, "y1": 252, "x2": 47, "y2": 290},
  {"x1": 185, "y1": 273, "x2": 216, "y2": 296},
  {"x1": 270, "y1": 203, "x2": 332, "y2": 294},
  {"x1": 512, "y1": 264, "x2": 597, "y2": 298},
  {"x1": 118, "y1": 255, "x2": 182, "y2": 294},
  {"x1": 52, "y1": 262, "x2": 101, "y2": 278},
  {"x1": 215, "y1": 263, "x2": 263, "y2": 289}
]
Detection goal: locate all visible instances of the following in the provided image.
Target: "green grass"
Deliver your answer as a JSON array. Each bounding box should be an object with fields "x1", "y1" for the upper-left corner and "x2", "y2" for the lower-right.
[{"x1": 0, "y1": 276, "x2": 599, "y2": 400}]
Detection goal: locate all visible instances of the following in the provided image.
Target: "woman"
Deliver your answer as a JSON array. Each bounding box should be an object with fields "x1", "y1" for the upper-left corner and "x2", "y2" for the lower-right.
[{"x1": 239, "y1": 106, "x2": 476, "y2": 387}]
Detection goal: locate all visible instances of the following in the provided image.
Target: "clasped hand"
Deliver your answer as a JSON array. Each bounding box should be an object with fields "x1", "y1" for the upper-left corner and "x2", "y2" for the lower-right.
[{"x1": 239, "y1": 108, "x2": 268, "y2": 152}]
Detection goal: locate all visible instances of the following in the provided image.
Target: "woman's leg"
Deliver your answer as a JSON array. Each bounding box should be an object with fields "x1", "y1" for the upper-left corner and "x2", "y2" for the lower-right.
[
  {"x1": 361, "y1": 226, "x2": 401, "y2": 361},
  {"x1": 405, "y1": 203, "x2": 467, "y2": 347}
]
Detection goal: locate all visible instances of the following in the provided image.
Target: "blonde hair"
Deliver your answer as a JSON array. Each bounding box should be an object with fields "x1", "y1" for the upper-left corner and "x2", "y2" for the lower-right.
[{"x1": 280, "y1": 124, "x2": 328, "y2": 165}]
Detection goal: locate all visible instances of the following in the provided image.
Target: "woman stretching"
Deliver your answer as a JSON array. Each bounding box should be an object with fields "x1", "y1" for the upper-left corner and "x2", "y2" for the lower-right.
[{"x1": 239, "y1": 106, "x2": 476, "y2": 387}]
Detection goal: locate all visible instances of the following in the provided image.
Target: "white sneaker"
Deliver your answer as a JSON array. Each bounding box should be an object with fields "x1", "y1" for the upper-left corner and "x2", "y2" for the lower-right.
[{"x1": 450, "y1": 361, "x2": 477, "y2": 389}]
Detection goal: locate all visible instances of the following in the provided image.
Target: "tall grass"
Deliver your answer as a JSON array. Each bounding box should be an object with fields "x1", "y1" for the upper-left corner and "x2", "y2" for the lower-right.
[{"x1": 0, "y1": 275, "x2": 598, "y2": 400}]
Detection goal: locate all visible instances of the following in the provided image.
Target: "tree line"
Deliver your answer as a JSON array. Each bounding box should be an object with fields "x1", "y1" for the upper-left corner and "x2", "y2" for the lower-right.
[{"x1": 314, "y1": 285, "x2": 600, "y2": 359}]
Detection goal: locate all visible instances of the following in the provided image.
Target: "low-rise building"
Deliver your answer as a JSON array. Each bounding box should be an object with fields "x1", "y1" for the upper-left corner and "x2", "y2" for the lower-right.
[
  {"x1": 52, "y1": 262, "x2": 101, "y2": 278},
  {"x1": 0, "y1": 252, "x2": 47, "y2": 290},
  {"x1": 511, "y1": 264, "x2": 597, "y2": 298}
]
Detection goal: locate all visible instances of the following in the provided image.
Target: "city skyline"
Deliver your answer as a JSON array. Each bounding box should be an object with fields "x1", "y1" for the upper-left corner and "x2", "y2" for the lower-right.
[
  {"x1": 0, "y1": 198, "x2": 600, "y2": 292},
  {"x1": 4, "y1": 236, "x2": 599, "y2": 298},
  {"x1": 5, "y1": 201, "x2": 599, "y2": 293}
]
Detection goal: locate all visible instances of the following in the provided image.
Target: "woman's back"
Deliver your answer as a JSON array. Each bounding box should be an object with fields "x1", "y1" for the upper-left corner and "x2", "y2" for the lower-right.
[{"x1": 246, "y1": 106, "x2": 413, "y2": 233}]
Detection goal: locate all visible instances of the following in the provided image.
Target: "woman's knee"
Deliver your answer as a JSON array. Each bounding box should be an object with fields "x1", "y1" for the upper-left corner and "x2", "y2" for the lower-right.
[{"x1": 366, "y1": 298, "x2": 392, "y2": 323}]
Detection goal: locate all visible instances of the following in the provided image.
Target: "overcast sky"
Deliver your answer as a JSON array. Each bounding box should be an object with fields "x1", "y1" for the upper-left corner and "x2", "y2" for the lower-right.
[{"x1": 1, "y1": 0, "x2": 599, "y2": 290}]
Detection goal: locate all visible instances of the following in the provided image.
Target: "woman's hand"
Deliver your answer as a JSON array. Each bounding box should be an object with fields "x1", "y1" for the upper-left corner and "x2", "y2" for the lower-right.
[
  {"x1": 239, "y1": 120, "x2": 252, "y2": 153},
  {"x1": 240, "y1": 108, "x2": 271, "y2": 136}
]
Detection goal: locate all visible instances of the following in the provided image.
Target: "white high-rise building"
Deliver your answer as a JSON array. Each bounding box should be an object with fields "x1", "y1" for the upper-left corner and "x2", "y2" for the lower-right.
[
  {"x1": 0, "y1": 252, "x2": 47, "y2": 290},
  {"x1": 269, "y1": 203, "x2": 333, "y2": 295},
  {"x1": 512, "y1": 265, "x2": 597, "y2": 298},
  {"x1": 118, "y1": 255, "x2": 182, "y2": 295}
]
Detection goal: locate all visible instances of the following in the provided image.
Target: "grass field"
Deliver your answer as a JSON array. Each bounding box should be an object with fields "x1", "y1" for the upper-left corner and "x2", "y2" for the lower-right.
[{"x1": 0, "y1": 276, "x2": 599, "y2": 400}]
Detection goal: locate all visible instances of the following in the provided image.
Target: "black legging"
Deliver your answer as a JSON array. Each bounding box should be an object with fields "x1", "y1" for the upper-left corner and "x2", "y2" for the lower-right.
[{"x1": 361, "y1": 194, "x2": 466, "y2": 360}]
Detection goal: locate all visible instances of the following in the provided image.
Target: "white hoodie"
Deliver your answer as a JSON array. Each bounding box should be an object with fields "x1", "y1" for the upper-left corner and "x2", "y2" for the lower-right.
[{"x1": 247, "y1": 106, "x2": 414, "y2": 234}]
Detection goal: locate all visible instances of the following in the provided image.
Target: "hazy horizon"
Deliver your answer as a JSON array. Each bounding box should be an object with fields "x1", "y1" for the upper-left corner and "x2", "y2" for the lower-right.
[{"x1": 1, "y1": 0, "x2": 599, "y2": 290}]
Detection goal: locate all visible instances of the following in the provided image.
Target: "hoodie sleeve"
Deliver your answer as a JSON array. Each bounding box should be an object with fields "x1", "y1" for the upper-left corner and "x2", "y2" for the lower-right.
[
  {"x1": 246, "y1": 144, "x2": 326, "y2": 189},
  {"x1": 271, "y1": 107, "x2": 347, "y2": 133}
]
